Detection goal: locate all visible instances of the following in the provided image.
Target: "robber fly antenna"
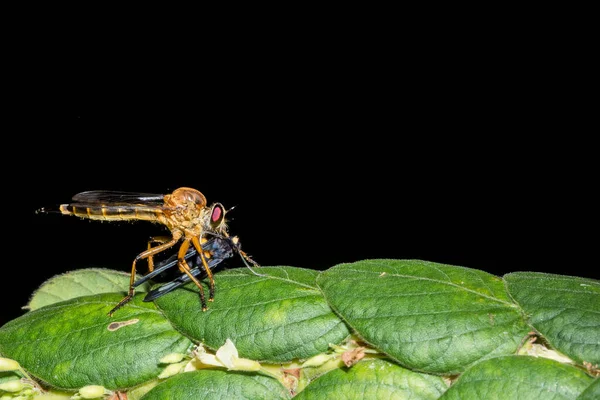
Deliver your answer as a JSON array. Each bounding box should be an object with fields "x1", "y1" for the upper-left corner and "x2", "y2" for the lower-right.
[{"x1": 226, "y1": 205, "x2": 238, "y2": 221}]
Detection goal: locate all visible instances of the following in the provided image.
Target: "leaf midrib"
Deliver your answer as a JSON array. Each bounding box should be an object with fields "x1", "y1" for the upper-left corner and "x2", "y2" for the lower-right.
[{"x1": 327, "y1": 268, "x2": 515, "y2": 307}]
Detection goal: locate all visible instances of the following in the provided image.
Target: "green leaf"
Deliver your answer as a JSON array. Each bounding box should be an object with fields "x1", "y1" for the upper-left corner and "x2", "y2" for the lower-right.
[
  {"x1": 25, "y1": 268, "x2": 150, "y2": 311},
  {"x1": 25, "y1": 392, "x2": 72, "y2": 400},
  {"x1": 295, "y1": 358, "x2": 447, "y2": 399},
  {"x1": 577, "y1": 377, "x2": 600, "y2": 400},
  {"x1": 0, "y1": 293, "x2": 192, "y2": 390},
  {"x1": 154, "y1": 267, "x2": 351, "y2": 362},
  {"x1": 440, "y1": 355, "x2": 594, "y2": 399},
  {"x1": 505, "y1": 272, "x2": 600, "y2": 365},
  {"x1": 140, "y1": 370, "x2": 291, "y2": 400},
  {"x1": 126, "y1": 379, "x2": 160, "y2": 400},
  {"x1": 316, "y1": 259, "x2": 530, "y2": 374}
]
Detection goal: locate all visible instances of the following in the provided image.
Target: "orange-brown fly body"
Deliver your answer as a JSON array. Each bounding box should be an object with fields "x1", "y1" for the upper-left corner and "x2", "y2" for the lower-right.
[{"x1": 53, "y1": 187, "x2": 234, "y2": 316}]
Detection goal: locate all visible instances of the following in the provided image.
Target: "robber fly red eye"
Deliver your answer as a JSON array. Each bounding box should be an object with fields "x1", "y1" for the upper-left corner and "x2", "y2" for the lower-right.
[{"x1": 210, "y1": 203, "x2": 225, "y2": 228}]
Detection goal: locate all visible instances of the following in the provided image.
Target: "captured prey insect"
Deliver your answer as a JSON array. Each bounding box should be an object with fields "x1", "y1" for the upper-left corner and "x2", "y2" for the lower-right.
[
  {"x1": 134, "y1": 235, "x2": 260, "y2": 302},
  {"x1": 41, "y1": 187, "x2": 258, "y2": 316}
]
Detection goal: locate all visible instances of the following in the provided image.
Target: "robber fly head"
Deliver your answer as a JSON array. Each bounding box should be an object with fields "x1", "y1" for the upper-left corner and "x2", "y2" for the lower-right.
[{"x1": 207, "y1": 202, "x2": 228, "y2": 235}]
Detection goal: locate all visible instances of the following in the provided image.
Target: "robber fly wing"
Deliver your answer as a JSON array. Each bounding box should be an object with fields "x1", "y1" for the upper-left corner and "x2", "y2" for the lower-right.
[
  {"x1": 71, "y1": 190, "x2": 166, "y2": 204},
  {"x1": 37, "y1": 190, "x2": 164, "y2": 215}
]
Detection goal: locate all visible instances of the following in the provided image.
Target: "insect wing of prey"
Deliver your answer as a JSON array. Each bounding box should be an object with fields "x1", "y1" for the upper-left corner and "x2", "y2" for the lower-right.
[{"x1": 139, "y1": 236, "x2": 238, "y2": 302}]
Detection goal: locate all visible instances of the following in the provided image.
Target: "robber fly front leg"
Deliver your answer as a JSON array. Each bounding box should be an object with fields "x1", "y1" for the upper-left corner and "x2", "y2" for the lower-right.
[
  {"x1": 177, "y1": 238, "x2": 209, "y2": 311},
  {"x1": 108, "y1": 237, "x2": 179, "y2": 317},
  {"x1": 192, "y1": 235, "x2": 216, "y2": 302}
]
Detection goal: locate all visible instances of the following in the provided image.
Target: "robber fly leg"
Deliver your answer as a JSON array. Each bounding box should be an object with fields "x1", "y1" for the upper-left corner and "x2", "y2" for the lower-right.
[
  {"x1": 178, "y1": 238, "x2": 209, "y2": 311},
  {"x1": 192, "y1": 236, "x2": 215, "y2": 302},
  {"x1": 108, "y1": 237, "x2": 179, "y2": 317},
  {"x1": 146, "y1": 236, "x2": 172, "y2": 272}
]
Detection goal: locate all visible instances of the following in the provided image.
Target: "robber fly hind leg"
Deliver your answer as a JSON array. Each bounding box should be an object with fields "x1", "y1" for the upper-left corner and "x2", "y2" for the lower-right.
[
  {"x1": 146, "y1": 236, "x2": 172, "y2": 272},
  {"x1": 108, "y1": 238, "x2": 179, "y2": 317}
]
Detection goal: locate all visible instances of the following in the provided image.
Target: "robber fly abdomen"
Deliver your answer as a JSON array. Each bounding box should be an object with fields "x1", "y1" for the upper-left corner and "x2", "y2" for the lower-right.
[{"x1": 59, "y1": 204, "x2": 165, "y2": 222}]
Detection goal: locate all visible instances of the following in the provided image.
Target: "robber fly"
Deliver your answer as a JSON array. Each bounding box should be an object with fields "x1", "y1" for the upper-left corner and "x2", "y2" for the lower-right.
[
  {"x1": 135, "y1": 235, "x2": 259, "y2": 303},
  {"x1": 41, "y1": 187, "x2": 257, "y2": 316}
]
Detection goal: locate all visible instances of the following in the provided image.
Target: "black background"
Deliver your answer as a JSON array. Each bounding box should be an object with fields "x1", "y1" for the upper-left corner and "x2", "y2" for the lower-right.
[
  {"x1": 5, "y1": 110, "x2": 596, "y2": 325},
  {"x1": 3, "y1": 37, "x2": 596, "y2": 324}
]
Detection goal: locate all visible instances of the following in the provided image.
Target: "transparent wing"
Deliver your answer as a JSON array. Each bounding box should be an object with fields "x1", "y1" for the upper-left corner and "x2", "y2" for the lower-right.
[{"x1": 72, "y1": 190, "x2": 165, "y2": 204}]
